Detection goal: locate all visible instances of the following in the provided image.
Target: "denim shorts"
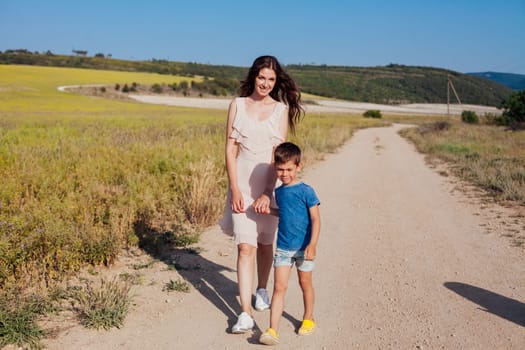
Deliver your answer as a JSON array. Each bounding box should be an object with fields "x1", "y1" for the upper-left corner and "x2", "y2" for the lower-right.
[{"x1": 274, "y1": 248, "x2": 315, "y2": 272}]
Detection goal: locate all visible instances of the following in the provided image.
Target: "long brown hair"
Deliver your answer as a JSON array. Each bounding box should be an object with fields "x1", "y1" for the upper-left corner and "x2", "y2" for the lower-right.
[{"x1": 239, "y1": 55, "x2": 304, "y2": 134}]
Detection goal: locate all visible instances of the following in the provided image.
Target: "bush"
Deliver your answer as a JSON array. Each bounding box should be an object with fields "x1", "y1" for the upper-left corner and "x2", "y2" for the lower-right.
[
  {"x1": 363, "y1": 109, "x2": 382, "y2": 118},
  {"x1": 461, "y1": 110, "x2": 479, "y2": 124},
  {"x1": 151, "y1": 83, "x2": 162, "y2": 94},
  {"x1": 500, "y1": 89, "x2": 525, "y2": 129},
  {"x1": 72, "y1": 277, "x2": 132, "y2": 330},
  {"x1": 482, "y1": 113, "x2": 501, "y2": 125}
]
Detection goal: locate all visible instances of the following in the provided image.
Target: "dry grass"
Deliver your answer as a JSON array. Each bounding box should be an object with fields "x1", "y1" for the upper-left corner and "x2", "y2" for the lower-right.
[
  {"x1": 72, "y1": 277, "x2": 132, "y2": 330},
  {"x1": 0, "y1": 65, "x2": 379, "y2": 292},
  {"x1": 401, "y1": 120, "x2": 525, "y2": 204}
]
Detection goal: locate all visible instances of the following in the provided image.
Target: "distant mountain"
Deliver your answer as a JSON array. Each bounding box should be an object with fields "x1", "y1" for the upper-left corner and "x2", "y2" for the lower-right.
[{"x1": 467, "y1": 72, "x2": 525, "y2": 90}]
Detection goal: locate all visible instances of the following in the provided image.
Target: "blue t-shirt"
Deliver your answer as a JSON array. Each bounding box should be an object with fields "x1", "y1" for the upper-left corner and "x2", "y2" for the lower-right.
[{"x1": 275, "y1": 182, "x2": 320, "y2": 250}]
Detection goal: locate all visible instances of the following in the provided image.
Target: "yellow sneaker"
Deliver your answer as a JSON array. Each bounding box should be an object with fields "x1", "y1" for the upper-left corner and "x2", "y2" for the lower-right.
[
  {"x1": 298, "y1": 319, "x2": 316, "y2": 335},
  {"x1": 259, "y1": 328, "x2": 280, "y2": 345}
]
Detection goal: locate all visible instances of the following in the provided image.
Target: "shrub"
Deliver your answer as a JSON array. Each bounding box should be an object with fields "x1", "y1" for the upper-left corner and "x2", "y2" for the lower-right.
[
  {"x1": 461, "y1": 110, "x2": 479, "y2": 124},
  {"x1": 482, "y1": 113, "x2": 501, "y2": 125},
  {"x1": 363, "y1": 109, "x2": 382, "y2": 118},
  {"x1": 500, "y1": 89, "x2": 525, "y2": 125},
  {"x1": 72, "y1": 277, "x2": 132, "y2": 330},
  {"x1": 179, "y1": 81, "x2": 189, "y2": 90},
  {"x1": 163, "y1": 279, "x2": 190, "y2": 293},
  {"x1": 151, "y1": 83, "x2": 162, "y2": 94}
]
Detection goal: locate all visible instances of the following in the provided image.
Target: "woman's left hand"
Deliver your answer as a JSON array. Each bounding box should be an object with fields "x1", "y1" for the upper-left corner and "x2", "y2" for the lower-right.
[{"x1": 253, "y1": 194, "x2": 270, "y2": 214}]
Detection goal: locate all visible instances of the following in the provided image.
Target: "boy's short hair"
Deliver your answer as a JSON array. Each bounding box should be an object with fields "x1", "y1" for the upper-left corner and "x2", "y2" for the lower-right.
[{"x1": 274, "y1": 142, "x2": 301, "y2": 165}]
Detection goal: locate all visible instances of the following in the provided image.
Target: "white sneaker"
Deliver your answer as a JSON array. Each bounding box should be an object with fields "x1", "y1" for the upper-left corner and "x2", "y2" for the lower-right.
[
  {"x1": 254, "y1": 288, "x2": 270, "y2": 311},
  {"x1": 231, "y1": 312, "x2": 254, "y2": 334}
]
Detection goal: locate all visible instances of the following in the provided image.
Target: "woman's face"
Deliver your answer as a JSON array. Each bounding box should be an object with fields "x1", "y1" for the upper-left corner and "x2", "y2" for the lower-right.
[{"x1": 254, "y1": 67, "x2": 276, "y2": 97}]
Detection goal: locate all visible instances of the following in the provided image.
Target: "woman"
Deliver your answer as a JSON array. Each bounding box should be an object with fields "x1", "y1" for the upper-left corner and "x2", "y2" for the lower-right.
[{"x1": 221, "y1": 55, "x2": 304, "y2": 333}]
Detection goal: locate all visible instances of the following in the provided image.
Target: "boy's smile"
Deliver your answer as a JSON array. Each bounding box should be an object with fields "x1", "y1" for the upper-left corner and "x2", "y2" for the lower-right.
[{"x1": 275, "y1": 160, "x2": 301, "y2": 186}]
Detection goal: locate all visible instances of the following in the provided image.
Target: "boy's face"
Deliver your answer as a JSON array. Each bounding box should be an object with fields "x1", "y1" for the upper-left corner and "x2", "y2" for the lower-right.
[{"x1": 275, "y1": 160, "x2": 301, "y2": 186}]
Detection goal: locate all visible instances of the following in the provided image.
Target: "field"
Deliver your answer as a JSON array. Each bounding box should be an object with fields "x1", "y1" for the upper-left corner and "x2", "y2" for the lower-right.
[
  {"x1": 401, "y1": 121, "x2": 525, "y2": 205},
  {"x1": 0, "y1": 64, "x2": 383, "y2": 290},
  {"x1": 2, "y1": 64, "x2": 524, "y2": 348}
]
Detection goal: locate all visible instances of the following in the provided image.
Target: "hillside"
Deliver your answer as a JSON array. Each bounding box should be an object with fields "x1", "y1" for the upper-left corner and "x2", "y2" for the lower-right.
[
  {"x1": 288, "y1": 64, "x2": 511, "y2": 106},
  {"x1": 467, "y1": 71, "x2": 525, "y2": 90},
  {"x1": 0, "y1": 49, "x2": 512, "y2": 106}
]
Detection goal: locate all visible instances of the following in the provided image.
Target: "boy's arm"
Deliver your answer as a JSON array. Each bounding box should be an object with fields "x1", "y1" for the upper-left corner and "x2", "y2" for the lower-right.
[
  {"x1": 256, "y1": 205, "x2": 279, "y2": 216},
  {"x1": 305, "y1": 204, "x2": 320, "y2": 260}
]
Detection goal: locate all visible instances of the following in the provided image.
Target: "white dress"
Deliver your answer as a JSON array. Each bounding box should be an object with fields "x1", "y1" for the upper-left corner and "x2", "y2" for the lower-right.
[{"x1": 220, "y1": 97, "x2": 286, "y2": 246}]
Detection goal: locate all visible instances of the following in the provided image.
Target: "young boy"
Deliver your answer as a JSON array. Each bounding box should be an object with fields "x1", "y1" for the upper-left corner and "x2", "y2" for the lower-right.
[{"x1": 259, "y1": 142, "x2": 321, "y2": 346}]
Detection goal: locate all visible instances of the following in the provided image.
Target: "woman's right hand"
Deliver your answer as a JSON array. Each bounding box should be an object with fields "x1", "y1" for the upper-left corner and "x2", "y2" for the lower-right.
[{"x1": 230, "y1": 188, "x2": 245, "y2": 213}]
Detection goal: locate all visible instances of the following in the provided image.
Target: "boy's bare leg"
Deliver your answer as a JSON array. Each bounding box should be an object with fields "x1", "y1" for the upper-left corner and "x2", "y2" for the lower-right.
[
  {"x1": 269, "y1": 265, "x2": 292, "y2": 330},
  {"x1": 298, "y1": 270, "x2": 315, "y2": 320},
  {"x1": 237, "y1": 243, "x2": 256, "y2": 314},
  {"x1": 256, "y1": 243, "x2": 273, "y2": 289}
]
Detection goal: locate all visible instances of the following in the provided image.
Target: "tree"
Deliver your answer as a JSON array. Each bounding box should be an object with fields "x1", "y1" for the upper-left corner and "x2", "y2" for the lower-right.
[{"x1": 500, "y1": 89, "x2": 525, "y2": 129}]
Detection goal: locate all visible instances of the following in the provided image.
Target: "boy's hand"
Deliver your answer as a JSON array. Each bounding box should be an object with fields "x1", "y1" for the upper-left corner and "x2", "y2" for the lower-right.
[
  {"x1": 304, "y1": 244, "x2": 317, "y2": 260},
  {"x1": 253, "y1": 205, "x2": 278, "y2": 216},
  {"x1": 253, "y1": 194, "x2": 270, "y2": 214}
]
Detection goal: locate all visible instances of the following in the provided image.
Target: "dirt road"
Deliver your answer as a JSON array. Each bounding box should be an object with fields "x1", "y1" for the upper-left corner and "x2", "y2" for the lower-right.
[
  {"x1": 128, "y1": 94, "x2": 501, "y2": 116},
  {"x1": 45, "y1": 125, "x2": 524, "y2": 349}
]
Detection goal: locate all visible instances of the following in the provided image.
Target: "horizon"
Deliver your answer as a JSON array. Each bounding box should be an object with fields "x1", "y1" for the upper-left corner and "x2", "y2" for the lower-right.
[
  {"x1": 4, "y1": 48, "x2": 525, "y2": 77},
  {"x1": 1, "y1": 0, "x2": 524, "y2": 75}
]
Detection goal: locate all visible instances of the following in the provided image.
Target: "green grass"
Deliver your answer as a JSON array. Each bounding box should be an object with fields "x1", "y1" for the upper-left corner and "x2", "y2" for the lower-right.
[
  {"x1": 0, "y1": 287, "x2": 63, "y2": 349},
  {"x1": 72, "y1": 277, "x2": 132, "y2": 330},
  {"x1": 163, "y1": 278, "x2": 190, "y2": 293}
]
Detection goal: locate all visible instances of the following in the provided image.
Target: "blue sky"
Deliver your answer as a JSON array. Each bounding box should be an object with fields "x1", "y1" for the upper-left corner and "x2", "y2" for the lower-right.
[{"x1": 1, "y1": 0, "x2": 524, "y2": 74}]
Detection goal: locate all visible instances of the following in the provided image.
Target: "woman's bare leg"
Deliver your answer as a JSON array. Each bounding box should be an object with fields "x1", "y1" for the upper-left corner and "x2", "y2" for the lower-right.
[{"x1": 237, "y1": 243, "x2": 256, "y2": 314}]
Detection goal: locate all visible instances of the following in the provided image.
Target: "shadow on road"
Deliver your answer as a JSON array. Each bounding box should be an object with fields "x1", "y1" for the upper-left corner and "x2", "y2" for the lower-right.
[
  {"x1": 134, "y1": 221, "x2": 241, "y2": 331},
  {"x1": 134, "y1": 220, "x2": 304, "y2": 340},
  {"x1": 444, "y1": 282, "x2": 525, "y2": 327}
]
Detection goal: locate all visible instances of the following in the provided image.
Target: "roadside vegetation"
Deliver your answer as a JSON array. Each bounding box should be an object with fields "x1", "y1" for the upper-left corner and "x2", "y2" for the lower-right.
[
  {"x1": 0, "y1": 64, "x2": 384, "y2": 347},
  {"x1": 401, "y1": 114, "x2": 525, "y2": 205}
]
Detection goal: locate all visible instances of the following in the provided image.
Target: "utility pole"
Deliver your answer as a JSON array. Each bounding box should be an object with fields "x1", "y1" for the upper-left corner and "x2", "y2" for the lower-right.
[{"x1": 447, "y1": 74, "x2": 462, "y2": 117}]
